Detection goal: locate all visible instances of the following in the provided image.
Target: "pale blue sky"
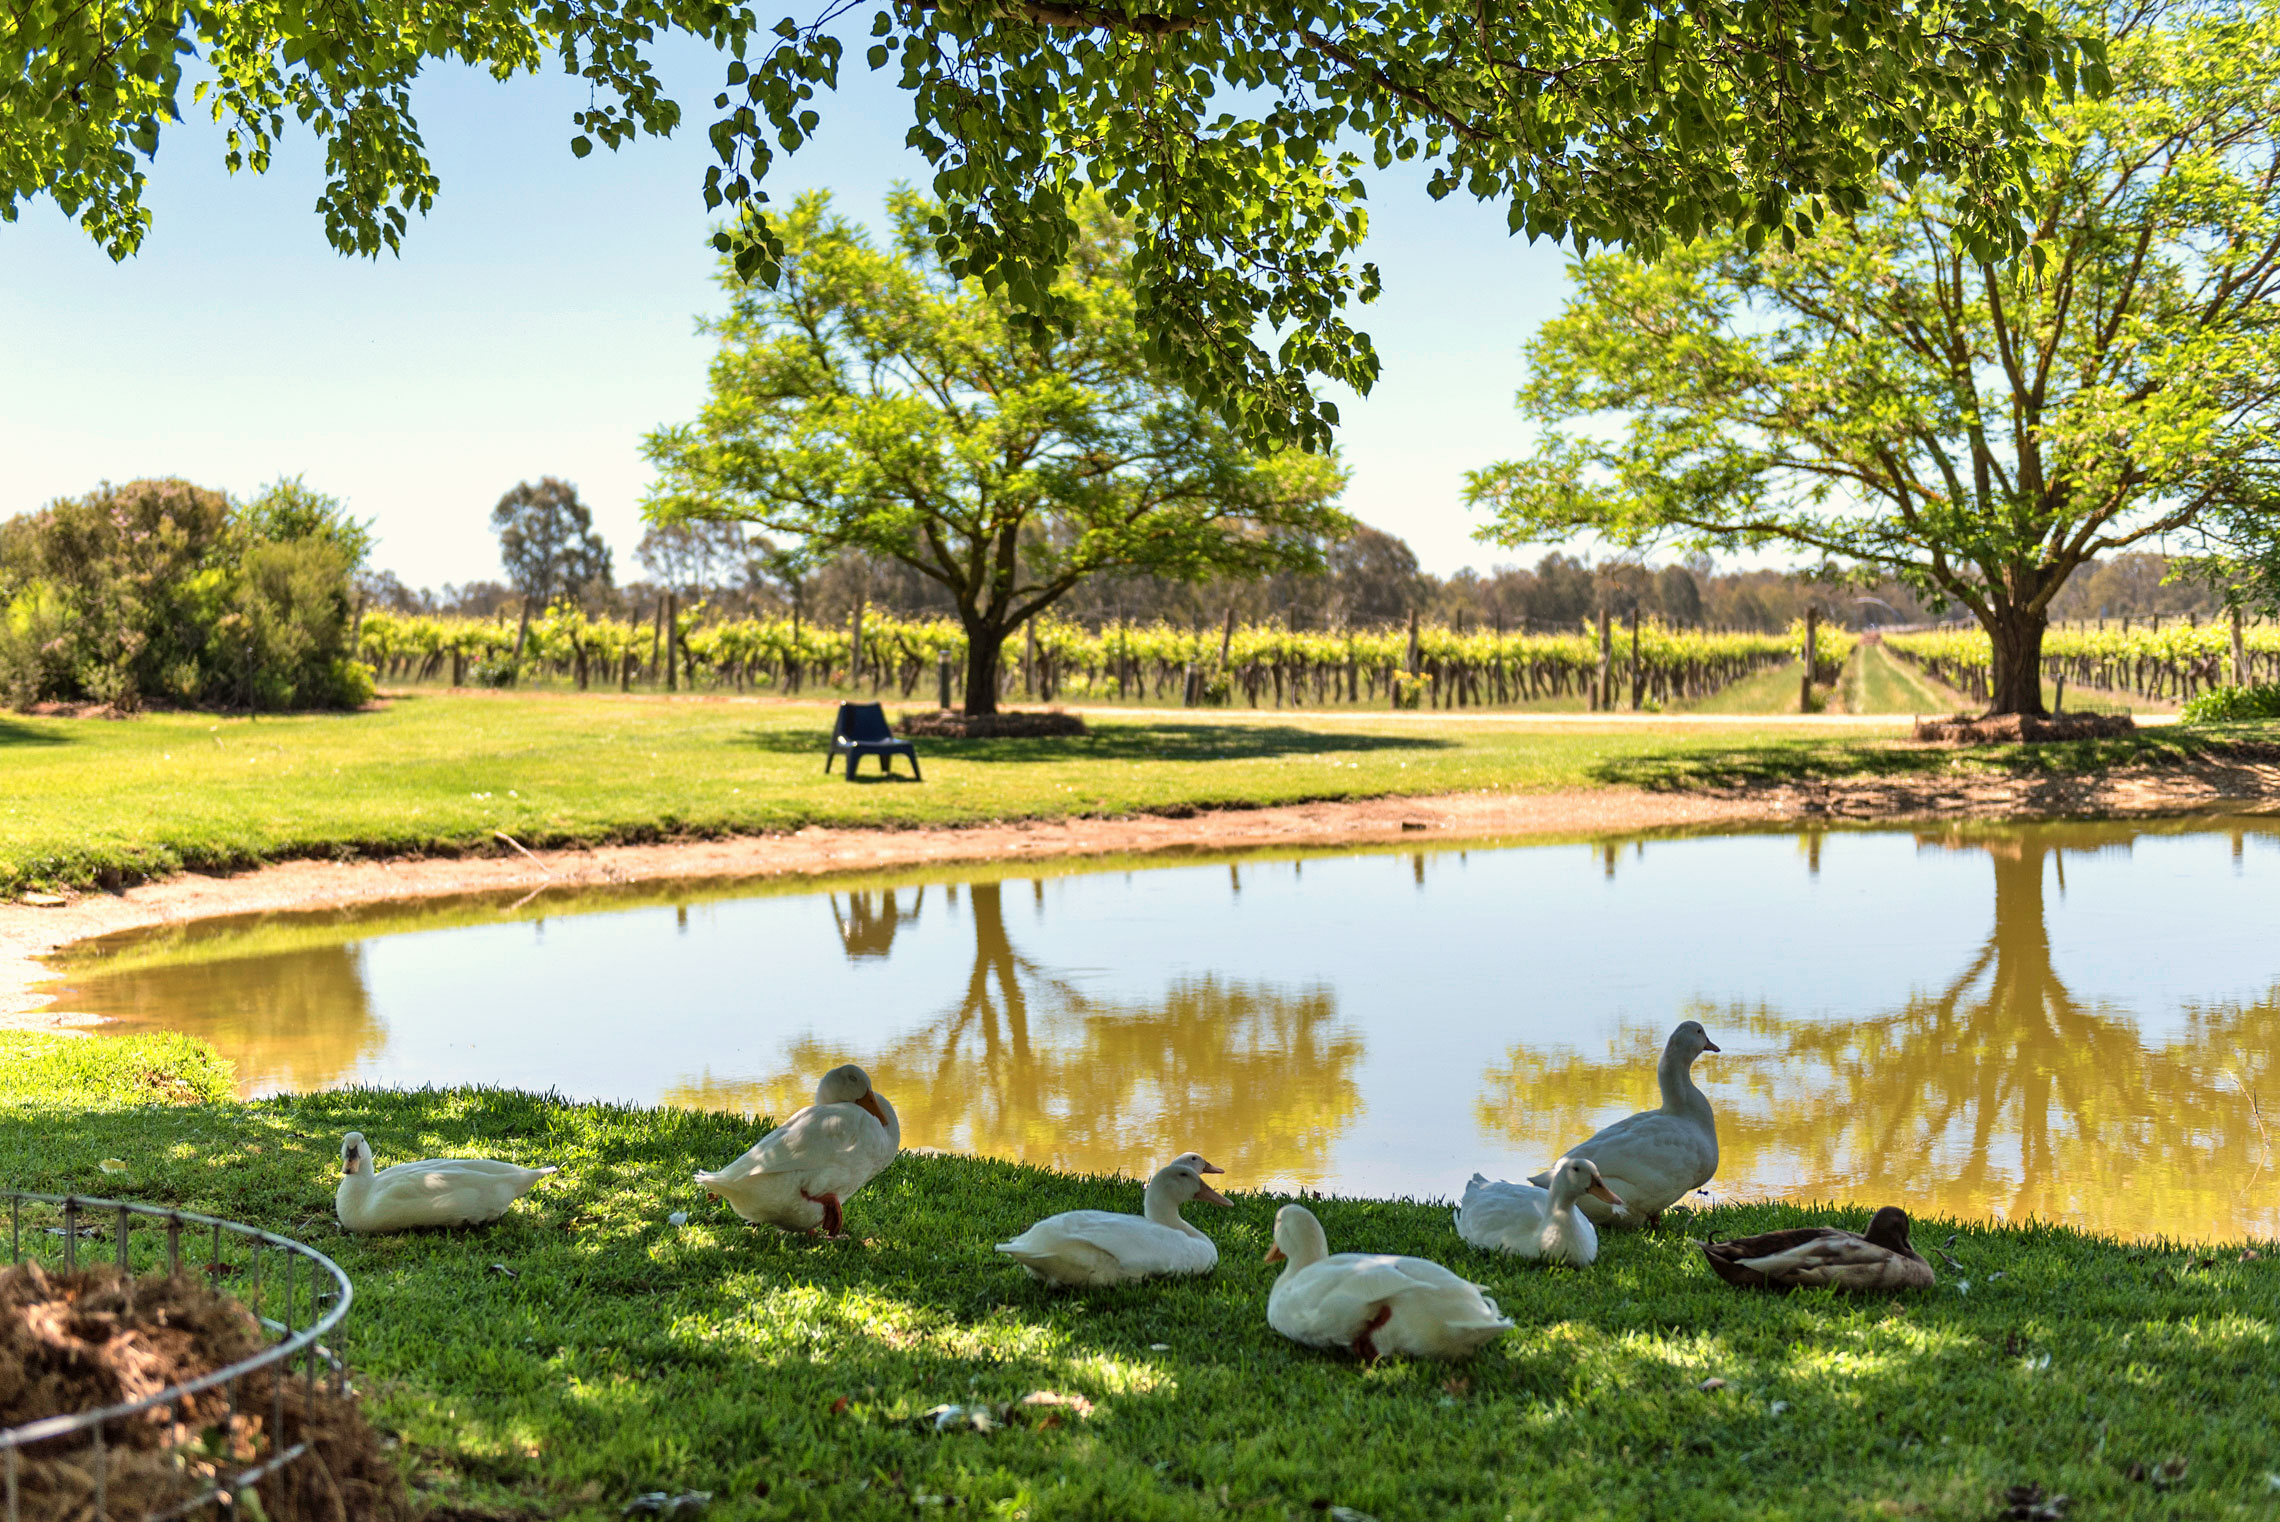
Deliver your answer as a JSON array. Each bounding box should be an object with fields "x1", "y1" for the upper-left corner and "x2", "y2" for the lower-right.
[{"x1": 0, "y1": 40, "x2": 1575, "y2": 591}]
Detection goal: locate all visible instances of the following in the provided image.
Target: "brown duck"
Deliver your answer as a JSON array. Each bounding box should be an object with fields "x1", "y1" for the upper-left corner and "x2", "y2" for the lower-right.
[{"x1": 1700, "y1": 1206, "x2": 1935, "y2": 1292}]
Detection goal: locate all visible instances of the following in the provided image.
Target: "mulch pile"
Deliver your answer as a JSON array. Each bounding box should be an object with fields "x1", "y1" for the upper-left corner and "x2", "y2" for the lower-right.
[
  {"x1": 896, "y1": 709, "x2": 1088, "y2": 739},
  {"x1": 0, "y1": 1260, "x2": 408, "y2": 1522},
  {"x1": 1913, "y1": 712, "x2": 2137, "y2": 744}
]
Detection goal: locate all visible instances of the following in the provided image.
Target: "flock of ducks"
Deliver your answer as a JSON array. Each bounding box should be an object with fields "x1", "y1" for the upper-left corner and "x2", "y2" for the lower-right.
[{"x1": 331, "y1": 1020, "x2": 1934, "y2": 1363}]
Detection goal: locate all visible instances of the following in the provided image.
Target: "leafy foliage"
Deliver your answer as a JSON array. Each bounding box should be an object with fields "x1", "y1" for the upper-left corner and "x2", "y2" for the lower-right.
[
  {"x1": 1468, "y1": 2, "x2": 2280, "y2": 713},
  {"x1": 643, "y1": 192, "x2": 1349, "y2": 714},
  {"x1": 492, "y1": 478, "x2": 614, "y2": 607},
  {"x1": 0, "y1": 478, "x2": 371, "y2": 712},
  {"x1": 2180, "y1": 682, "x2": 2280, "y2": 723},
  {"x1": 7, "y1": 0, "x2": 2101, "y2": 447}
]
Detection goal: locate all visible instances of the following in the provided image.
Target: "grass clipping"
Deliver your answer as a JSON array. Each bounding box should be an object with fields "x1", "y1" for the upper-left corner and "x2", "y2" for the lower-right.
[{"x1": 0, "y1": 1261, "x2": 407, "y2": 1522}]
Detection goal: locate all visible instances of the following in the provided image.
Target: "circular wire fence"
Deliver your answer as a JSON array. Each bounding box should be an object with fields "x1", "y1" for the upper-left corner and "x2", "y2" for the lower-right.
[{"x1": 1, "y1": 1191, "x2": 353, "y2": 1522}]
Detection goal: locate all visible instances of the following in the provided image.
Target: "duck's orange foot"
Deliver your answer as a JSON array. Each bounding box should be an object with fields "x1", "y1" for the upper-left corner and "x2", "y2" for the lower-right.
[
  {"x1": 1352, "y1": 1305, "x2": 1393, "y2": 1364},
  {"x1": 801, "y1": 1189, "x2": 845, "y2": 1238}
]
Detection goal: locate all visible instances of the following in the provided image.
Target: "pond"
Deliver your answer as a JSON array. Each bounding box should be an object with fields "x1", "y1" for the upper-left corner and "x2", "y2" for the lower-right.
[{"x1": 50, "y1": 816, "x2": 2280, "y2": 1243}]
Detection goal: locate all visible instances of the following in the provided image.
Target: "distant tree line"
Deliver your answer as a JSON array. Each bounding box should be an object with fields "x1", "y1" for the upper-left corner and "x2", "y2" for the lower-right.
[
  {"x1": 358, "y1": 483, "x2": 2238, "y2": 641},
  {"x1": 1, "y1": 477, "x2": 373, "y2": 712}
]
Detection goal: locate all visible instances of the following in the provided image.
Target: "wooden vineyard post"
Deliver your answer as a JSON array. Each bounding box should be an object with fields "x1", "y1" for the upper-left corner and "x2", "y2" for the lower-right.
[
  {"x1": 851, "y1": 595, "x2": 865, "y2": 690},
  {"x1": 1799, "y1": 606, "x2": 1818, "y2": 713},
  {"x1": 1220, "y1": 606, "x2": 1235, "y2": 670},
  {"x1": 2233, "y1": 604, "x2": 2249, "y2": 688},
  {"x1": 1595, "y1": 608, "x2": 1612, "y2": 712},
  {"x1": 1399, "y1": 609, "x2": 1419, "y2": 710},
  {"x1": 1024, "y1": 621, "x2": 1039, "y2": 698},
  {"x1": 650, "y1": 602, "x2": 663, "y2": 684},
  {"x1": 937, "y1": 650, "x2": 953, "y2": 710},
  {"x1": 665, "y1": 592, "x2": 681, "y2": 692},
  {"x1": 1628, "y1": 607, "x2": 1642, "y2": 711}
]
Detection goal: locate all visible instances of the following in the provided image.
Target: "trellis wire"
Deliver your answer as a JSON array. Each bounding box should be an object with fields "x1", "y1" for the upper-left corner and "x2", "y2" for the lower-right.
[{"x1": 0, "y1": 1191, "x2": 354, "y2": 1522}]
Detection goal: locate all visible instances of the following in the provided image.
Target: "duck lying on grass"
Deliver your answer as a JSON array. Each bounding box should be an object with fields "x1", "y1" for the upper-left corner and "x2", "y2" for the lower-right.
[
  {"x1": 1265, "y1": 1204, "x2": 1514, "y2": 1362},
  {"x1": 1455, "y1": 1156, "x2": 1622, "y2": 1266},
  {"x1": 996, "y1": 1155, "x2": 1230, "y2": 1286},
  {"x1": 695, "y1": 1064, "x2": 900, "y2": 1237},
  {"x1": 334, "y1": 1131, "x2": 558, "y2": 1233},
  {"x1": 1530, "y1": 1020, "x2": 1720, "y2": 1228},
  {"x1": 1700, "y1": 1205, "x2": 1936, "y2": 1292}
]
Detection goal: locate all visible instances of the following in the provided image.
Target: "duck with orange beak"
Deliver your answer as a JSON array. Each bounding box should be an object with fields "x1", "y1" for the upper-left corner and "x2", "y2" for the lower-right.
[
  {"x1": 695, "y1": 1064, "x2": 899, "y2": 1237},
  {"x1": 997, "y1": 1155, "x2": 1232, "y2": 1286}
]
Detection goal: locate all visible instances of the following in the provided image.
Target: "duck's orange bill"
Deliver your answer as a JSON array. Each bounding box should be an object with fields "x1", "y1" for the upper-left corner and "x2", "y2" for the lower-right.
[
  {"x1": 1264, "y1": 1244, "x2": 1286, "y2": 1263},
  {"x1": 1197, "y1": 1182, "x2": 1232, "y2": 1207},
  {"x1": 855, "y1": 1092, "x2": 888, "y2": 1125},
  {"x1": 1589, "y1": 1182, "x2": 1623, "y2": 1206}
]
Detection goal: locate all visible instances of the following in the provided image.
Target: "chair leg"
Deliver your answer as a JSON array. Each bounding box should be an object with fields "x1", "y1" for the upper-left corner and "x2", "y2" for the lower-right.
[{"x1": 823, "y1": 751, "x2": 835, "y2": 775}]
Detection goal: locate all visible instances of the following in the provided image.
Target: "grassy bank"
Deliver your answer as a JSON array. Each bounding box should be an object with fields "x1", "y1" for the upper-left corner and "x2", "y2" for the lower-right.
[
  {"x1": 5, "y1": 1033, "x2": 2277, "y2": 1520},
  {"x1": 2, "y1": 691, "x2": 2273, "y2": 894}
]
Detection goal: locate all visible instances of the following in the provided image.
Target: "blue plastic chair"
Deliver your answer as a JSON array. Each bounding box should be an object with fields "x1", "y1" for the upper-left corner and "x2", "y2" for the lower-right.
[{"x1": 826, "y1": 702, "x2": 922, "y2": 781}]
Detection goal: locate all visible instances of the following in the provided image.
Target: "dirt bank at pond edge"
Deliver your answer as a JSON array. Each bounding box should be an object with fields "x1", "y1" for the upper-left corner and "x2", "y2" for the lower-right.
[{"x1": 8, "y1": 761, "x2": 2279, "y2": 1028}]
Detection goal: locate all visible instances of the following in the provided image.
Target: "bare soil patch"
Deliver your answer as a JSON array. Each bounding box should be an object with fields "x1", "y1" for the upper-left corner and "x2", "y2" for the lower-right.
[
  {"x1": 0, "y1": 1261, "x2": 407, "y2": 1522},
  {"x1": 1913, "y1": 712, "x2": 2137, "y2": 743}
]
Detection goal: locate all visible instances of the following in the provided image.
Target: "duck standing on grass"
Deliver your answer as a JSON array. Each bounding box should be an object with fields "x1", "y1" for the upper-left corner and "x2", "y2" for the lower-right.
[
  {"x1": 1454, "y1": 1156, "x2": 1622, "y2": 1266},
  {"x1": 1265, "y1": 1204, "x2": 1513, "y2": 1363},
  {"x1": 334, "y1": 1132, "x2": 558, "y2": 1234},
  {"x1": 996, "y1": 1156, "x2": 1231, "y2": 1286},
  {"x1": 1530, "y1": 1020, "x2": 1720, "y2": 1229},
  {"x1": 1700, "y1": 1206, "x2": 1936, "y2": 1292},
  {"x1": 695, "y1": 1064, "x2": 900, "y2": 1237}
]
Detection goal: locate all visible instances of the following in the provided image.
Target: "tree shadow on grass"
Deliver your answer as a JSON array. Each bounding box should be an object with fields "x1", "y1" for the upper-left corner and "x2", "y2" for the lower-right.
[
  {"x1": 742, "y1": 720, "x2": 1452, "y2": 765},
  {"x1": 3, "y1": 1086, "x2": 2270, "y2": 1519},
  {"x1": 1588, "y1": 728, "x2": 2264, "y2": 792},
  {"x1": 0, "y1": 717, "x2": 70, "y2": 747}
]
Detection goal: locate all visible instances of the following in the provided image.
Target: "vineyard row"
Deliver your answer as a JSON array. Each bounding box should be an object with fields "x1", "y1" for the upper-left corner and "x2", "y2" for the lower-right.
[
  {"x1": 1886, "y1": 616, "x2": 2280, "y2": 707},
  {"x1": 353, "y1": 608, "x2": 1834, "y2": 711}
]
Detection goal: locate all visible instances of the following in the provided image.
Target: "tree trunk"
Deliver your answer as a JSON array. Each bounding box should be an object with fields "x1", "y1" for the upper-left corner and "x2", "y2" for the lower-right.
[
  {"x1": 963, "y1": 626, "x2": 1006, "y2": 716},
  {"x1": 1984, "y1": 606, "x2": 2050, "y2": 716}
]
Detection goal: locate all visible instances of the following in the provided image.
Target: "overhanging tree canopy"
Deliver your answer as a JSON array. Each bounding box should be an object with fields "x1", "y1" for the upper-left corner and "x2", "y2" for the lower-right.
[
  {"x1": 640, "y1": 190, "x2": 1349, "y2": 715},
  {"x1": 9, "y1": 0, "x2": 2102, "y2": 447},
  {"x1": 1465, "y1": 0, "x2": 2280, "y2": 715}
]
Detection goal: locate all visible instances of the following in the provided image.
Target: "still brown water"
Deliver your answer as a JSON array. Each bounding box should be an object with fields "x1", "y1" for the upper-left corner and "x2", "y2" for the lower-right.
[{"x1": 51, "y1": 817, "x2": 2280, "y2": 1242}]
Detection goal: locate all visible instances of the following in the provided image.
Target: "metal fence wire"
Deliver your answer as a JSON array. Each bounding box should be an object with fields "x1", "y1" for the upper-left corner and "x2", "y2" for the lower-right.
[{"x1": 0, "y1": 1190, "x2": 354, "y2": 1522}]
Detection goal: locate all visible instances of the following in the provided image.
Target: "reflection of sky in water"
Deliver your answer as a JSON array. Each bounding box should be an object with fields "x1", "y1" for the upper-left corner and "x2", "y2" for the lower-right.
[{"x1": 62, "y1": 822, "x2": 2280, "y2": 1240}]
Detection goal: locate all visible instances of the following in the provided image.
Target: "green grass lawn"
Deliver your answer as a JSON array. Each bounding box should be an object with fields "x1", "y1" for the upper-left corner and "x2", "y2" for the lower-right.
[
  {"x1": 1849, "y1": 643, "x2": 1962, "y2": 715},
  {"x1": 2, "y1": 691, "x2": 2275, "y2": 894},
  {"x1": 5, "y1": 1033, "x2": 2277, "y2": 1521}
]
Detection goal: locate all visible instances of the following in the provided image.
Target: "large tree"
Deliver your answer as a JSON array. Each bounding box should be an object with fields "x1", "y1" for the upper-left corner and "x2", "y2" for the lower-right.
[
  {"x1": 491, "y1": 478, "x2": 613, "y2": 614},
  {"x1": 10, "y1": 1, "x2": 2100, "y2": 448},
  {"x1": 1467, "y1": 1, "x2": 2280, "y2": 715},
  {"x1": 641, "y1": 191, "x2": 1348, "y2": 714}
]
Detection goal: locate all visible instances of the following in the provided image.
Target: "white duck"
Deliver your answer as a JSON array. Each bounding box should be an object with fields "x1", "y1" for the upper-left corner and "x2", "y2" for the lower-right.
[
  {"x1": 1265, "y1": 1204, "x2": 1513, "y2": 1362},
  {"x1": 695, "y1": 1064, "x2": 900, "y2": 1236},
  {"x1": 1454, "y1": 1155, "x2": 1622, "y2": 1267},
  {"x1": 334, "y1": 1132, "x2": 558, "y2": 1234},
  {"x1": 996, "y1": 1156, "x2": 1231, "y2": 1286},
  {"x1": 1529, "y1": 1020, "x2": 1719, "y2": 1228}
]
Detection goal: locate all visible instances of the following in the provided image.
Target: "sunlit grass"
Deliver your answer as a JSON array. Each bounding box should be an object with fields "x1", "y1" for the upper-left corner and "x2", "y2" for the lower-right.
[
  {"x1": 8, "y1": 690, "x2": 2274, "y2": 896},
  {"x1": 6, "y1": 1033, "x2": 2279, "y2": 1520}
]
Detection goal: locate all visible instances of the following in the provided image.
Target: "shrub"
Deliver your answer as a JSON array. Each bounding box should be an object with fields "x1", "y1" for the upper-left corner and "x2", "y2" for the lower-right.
[
  {"x1": 2180, "y1": 683, "x2": 2280, "y2": 723},
  {"x1": 0, "y1": 477, "x2": 376, "y2": 713}
]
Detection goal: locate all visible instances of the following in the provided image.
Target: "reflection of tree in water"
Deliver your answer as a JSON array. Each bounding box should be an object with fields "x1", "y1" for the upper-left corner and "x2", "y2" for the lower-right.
[
  {"x1": 66, "y1": 945, "x2": 386, "y2": 1096},
  {"x1": 1480, "y1": 823, "x2": 2280, "y2": 1242},
  {"x1": 667, "y1": 880, "x2": 1363, "y2": 1185}
]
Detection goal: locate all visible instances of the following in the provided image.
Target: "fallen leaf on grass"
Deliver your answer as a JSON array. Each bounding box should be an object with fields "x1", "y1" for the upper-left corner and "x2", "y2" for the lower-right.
[
  {"x1": 667, "y1": 1211, "x2": 688, "y2": 1227},
  {"x1": 98, "y1": 1158, "x2": 129, "y2": 1175},
  {"x1": 20, "y1": 892, "x2": 67, "y2": 907},
  {"x1": 1019, "y1": 1390, "x2": 1095, "y2": 1419},
  {"x1": 829, "y1": 1397, "x2": 851, "y2": 1416},
  {"x1": 1999, "y1": 1482, "x2": 2068, "y2": 1520},
  {"x1": 1697, "y1": 1377, "x2": 1728, "y2": 1392},
  {"x1": 621, "y1": 1491, "x2": 710, "y2": 1516},
  {"x1": 1441, "y1": 1377, "x2": 1471, "y2": 1399},
  {"x1": 2241, "y1": 1249, "x2": 2262, "y2": 1262},
  {"x1": 1326, "y1": 1509, "x2": 1380, "y2": 1522},
  {"x1": 1768, "y1": 1401, "x2": 1791, "y2": 1417},
  {"x1": 2125, "y1": 1459, "x2": 2188, "y2": 1491},
  {"x1": 490, "y1": 1263, "x2": 518, "y2": 1278},
  {"x1": 201, "y1": 1262, "x2": 239, "y2": 1280}
]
